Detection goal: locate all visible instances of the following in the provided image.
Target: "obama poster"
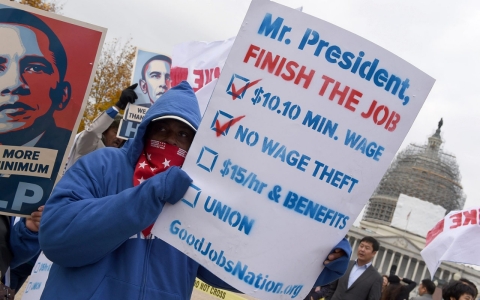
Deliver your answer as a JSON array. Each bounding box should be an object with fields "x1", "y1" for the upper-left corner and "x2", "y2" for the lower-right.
[{"x1": 0, "y1": 1, "x2": 106, "y2": 216}]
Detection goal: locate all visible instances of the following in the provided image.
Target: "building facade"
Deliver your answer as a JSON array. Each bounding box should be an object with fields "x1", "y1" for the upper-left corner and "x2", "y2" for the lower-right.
[
  {"x1": 363, "y1": 119, "x2": 465, "y2": 224},
  {"x1": 348, "y1": 120, "x2": 479, "y2": 297}
]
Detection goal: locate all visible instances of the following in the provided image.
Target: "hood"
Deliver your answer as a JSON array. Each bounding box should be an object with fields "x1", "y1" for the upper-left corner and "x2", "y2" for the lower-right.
[{"x1": 126, "y1": 81, "x2": 201, "y2": 165}]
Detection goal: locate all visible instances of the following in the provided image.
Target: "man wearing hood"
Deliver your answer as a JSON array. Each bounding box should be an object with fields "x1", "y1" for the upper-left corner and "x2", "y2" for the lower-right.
[{"x1": 39, "y1": 81, "x2": 350, "y2": 299}]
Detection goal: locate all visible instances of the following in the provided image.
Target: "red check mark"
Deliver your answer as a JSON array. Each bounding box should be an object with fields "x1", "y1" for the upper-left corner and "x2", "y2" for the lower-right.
[
  {"x1": 215, "y1": 115, "x2": 245, "y2": 137},
  {"x1": 230, "y1": 79, "x2": 262, "y2": 100}
]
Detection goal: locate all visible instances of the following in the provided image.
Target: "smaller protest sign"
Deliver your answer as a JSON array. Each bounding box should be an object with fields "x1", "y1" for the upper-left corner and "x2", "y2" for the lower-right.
[
  {"x1": 0, "y1": 1, "x2": 106, "y2": 216},
  {"x1": 130, "y1": 48, "x2": 172, "y2": 105},
  {"x1": 124, "y1": 104, "x2": 149, "y2": 122},
  {"x1": 21, "y1": 252, "x2": 53, "y2": 300},
  {"x1": 117, "y1": 49, "x2": 171, "y2": 140},
  {"x1": 421, "y1": 207, "x2": 480, "y2": 278}
]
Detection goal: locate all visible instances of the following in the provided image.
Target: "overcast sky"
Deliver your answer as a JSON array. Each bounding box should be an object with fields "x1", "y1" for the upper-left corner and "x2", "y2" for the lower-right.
[{"x1": 61, "y1": 0, "x2": 480, "y2": 209}]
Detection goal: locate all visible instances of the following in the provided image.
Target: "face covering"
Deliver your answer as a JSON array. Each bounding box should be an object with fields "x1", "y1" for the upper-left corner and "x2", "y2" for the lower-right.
[{"x1": 133, "y1": 139, "x2": 187, "y2": 237}]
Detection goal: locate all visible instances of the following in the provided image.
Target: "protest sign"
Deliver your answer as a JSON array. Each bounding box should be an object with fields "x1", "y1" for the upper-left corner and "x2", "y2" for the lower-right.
[
  {"x1": 421, "y1": 207, "x2": 480, "y2": 278},
  {"x1": 171, "y1": 38, "x2": 234, "y2": 91},
  {"x1": 117, "y1": 41, "x2": 228, "y2": 139},
  {"x1": 0, "y1": 1, "x2": 106, "y2": 216},
  {"x1": 153, "y1": 0, "x2": 435, "y2": 299},
  {"x1": 129, "y1": 48, "x2": 172, "y2": 105},
  {"x1": 169, "y1": 38, "x2": 235, "y2": 116},
  {"x1": 21, "y1": 252, "x2": 52, "y2": 300},
  {"x1": 117, "y1": 49, "x2": 171, "y2": 140}
]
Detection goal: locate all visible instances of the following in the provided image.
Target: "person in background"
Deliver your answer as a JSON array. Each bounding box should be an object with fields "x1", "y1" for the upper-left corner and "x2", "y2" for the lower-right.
[
  {"x1": 410, "y1": 279, "x2": 436, "y2": 300},
  {"x1": 64, "y1": 84, "x2": 138, "y2": 171},
  {"x1": 458, "y1": 278, "x2": 478, "y2": 299},
  {"x1": 382, "y1": 275, "x2": 389, "y2": 293},
  {"x1": 1, "y1": 207, "x2": 43, "y2": 298},
  {"x1": 330, "y1": 236, "x2": 383, "y2": 300},
  {"x1": 442, "y1": 280, "x2": 475, "y2": 300},
  {"x1": 304, "y1": 282, "x2": 336, "y2": 300},
  {"x1": 381, "y1": 275, "x2": 416, "y2": 300}
]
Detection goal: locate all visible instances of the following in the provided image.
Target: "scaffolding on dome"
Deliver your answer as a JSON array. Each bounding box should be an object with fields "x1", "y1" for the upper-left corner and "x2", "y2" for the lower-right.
[{"x1": 363, "y1": 127, "x2": 465, "y2": 224}]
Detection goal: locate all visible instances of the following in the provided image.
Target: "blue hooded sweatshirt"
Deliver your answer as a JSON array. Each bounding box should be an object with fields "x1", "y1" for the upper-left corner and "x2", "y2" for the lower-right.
[{"x1": 39, "y1": 81, "x2": 350, "y2": 299}]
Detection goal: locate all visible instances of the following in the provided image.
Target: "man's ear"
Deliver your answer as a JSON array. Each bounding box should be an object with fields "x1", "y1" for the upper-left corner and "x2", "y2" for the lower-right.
[
  {"x1": 51, "y1": 81, "x2": 71, "y2": 111},
  {"x1": 139, "y1": 79, "x2": 148, "y2": 94}
]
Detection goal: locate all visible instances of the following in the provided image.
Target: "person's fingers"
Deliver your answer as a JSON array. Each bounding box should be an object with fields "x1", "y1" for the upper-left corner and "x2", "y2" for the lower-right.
[
  {"x1": 328, "y1": 252, "x2": 341, "y2": 260},
  {"x1": 127, "y1": 83, "x2": 138, "y2": 90},
  {"x1": 31, "y1": 211, "x2": 42, "y2": 217}
]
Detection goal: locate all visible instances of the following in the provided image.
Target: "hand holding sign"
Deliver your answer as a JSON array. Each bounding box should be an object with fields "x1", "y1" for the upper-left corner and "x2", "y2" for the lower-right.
[
  {"x1": 116, "y1": 83, "x2": 138, "y2": 110},
  {"x1": 26, "y1": 206, "x2": 44, "y2": 232}
]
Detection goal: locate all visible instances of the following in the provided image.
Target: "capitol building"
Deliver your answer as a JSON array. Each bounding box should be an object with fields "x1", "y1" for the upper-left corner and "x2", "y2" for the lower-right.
[{"x1": 347, "y1": 120, "x2": 479, "y2": 293}]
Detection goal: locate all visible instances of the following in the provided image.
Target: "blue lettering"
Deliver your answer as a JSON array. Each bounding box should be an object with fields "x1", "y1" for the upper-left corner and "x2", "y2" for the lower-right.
[
  {"x1": 224, "y1": 260, "x2": 235, "y2": 272},
  {"x1": 258, "y1": 13, "x2": 283, "y2": 39},
  {"x1": 232, "y1": 261, "x2": 248, "y2": 280},
  {"x1": 262, "y1": 137, "x2": 280, "y2": 155},
  {"x1": 170, "y1": 220, "x2": 181, "y2": 234}
]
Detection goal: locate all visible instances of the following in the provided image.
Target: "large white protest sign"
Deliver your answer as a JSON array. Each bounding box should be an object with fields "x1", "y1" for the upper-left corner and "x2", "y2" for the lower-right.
[
  {"x1": 421, "y1": 207, "x2": 480, "y2": 278},
  {"x1": 153, "y1": 0, "x2": 435, "y2": 299}
]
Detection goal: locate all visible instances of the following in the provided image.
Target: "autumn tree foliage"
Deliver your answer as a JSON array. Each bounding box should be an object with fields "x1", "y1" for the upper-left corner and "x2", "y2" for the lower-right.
[
  {"x1": 78, "y1": 39, "x2": 136, "y2": 132},
  {"x1": 12, "y1": 0, "x2": 62, "y2": 13}
]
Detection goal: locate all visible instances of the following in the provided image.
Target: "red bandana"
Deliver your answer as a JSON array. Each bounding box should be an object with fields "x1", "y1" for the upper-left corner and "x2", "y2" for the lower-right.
[{"x1": 133, "y1": 140, "x2": 187, "y2": 237}]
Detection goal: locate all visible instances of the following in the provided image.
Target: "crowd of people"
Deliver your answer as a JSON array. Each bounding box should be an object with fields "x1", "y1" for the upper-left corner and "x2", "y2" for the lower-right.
[
  {"x1": 0, "y1": 5, "x2": 478, "y2": 300},
  {"x1": 304, "y1": 236, "x2": 479, "y2": 300}
]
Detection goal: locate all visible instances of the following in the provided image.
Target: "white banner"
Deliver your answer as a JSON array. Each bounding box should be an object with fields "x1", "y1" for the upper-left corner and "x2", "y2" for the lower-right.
[
  {"x1": 421, "y1": 207, "x2": 480, "y2": 278},
  {"x1": 171, "y1": 37, "x2": 234, "y2": 92},
  {"x1": 153, "y1": 0, "x2": 434, "y2": 299}
]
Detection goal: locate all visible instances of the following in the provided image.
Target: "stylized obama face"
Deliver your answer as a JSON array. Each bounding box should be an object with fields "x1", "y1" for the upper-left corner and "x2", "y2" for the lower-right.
[
  {"x1": 0, "y1": 23, "x2": 70, "y2": 134},
  {"x1": 139, "y1": 55, "x2": 171, "y2": 104}
]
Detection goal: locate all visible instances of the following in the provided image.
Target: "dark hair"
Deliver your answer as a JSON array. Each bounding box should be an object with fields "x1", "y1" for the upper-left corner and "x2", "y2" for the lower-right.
[
  {"x1": 421, "y1": 279, "x2": 436, "y2": 295},
  {"x1": 0, "y1": 8, "x2": 68, "y2": 81},
  {"x1": 360, "y1": 236, "x2": 380, "y2": 251},
  {"x1": 442, "y1": 280, "x2": 476, "y2": 300},
  {"x1": 388, "y1": 275, "x2": 400, "y2": 284},
  {"x1": 107, "y1": 114, "x2": 123, "y2": 131},
  {"x1": 141, "y1": 55, "x2": 172, "y2": 80},
  {"x1": 459, "y1": 278, "x2": 478, "y2": 298},
  {"x1": 381, "y1": 282, "x2": 402, "y2": 300}
]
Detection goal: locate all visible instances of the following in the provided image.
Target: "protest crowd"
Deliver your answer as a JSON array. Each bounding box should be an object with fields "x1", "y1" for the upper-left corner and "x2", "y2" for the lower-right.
[
  {"x1": 0, "y1": 1, "x2": 478, "y2": 300},
  {"x1": 304, "y1": 236, "x2": 478, "y2": 300}
]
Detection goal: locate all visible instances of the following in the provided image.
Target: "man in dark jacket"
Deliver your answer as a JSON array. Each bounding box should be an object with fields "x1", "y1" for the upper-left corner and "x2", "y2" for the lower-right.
[
  {"x1": 410, "y1": 279, "x2": 436, "y2": 300},
  {"x1": 330, "y1": 236, "x2": 383, "y2": 300}
]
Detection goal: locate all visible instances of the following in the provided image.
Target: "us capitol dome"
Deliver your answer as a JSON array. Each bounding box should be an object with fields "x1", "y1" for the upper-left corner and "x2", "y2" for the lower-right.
[{"x1": 363, "y1": 118, "x2": 465, "y2": 225}]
